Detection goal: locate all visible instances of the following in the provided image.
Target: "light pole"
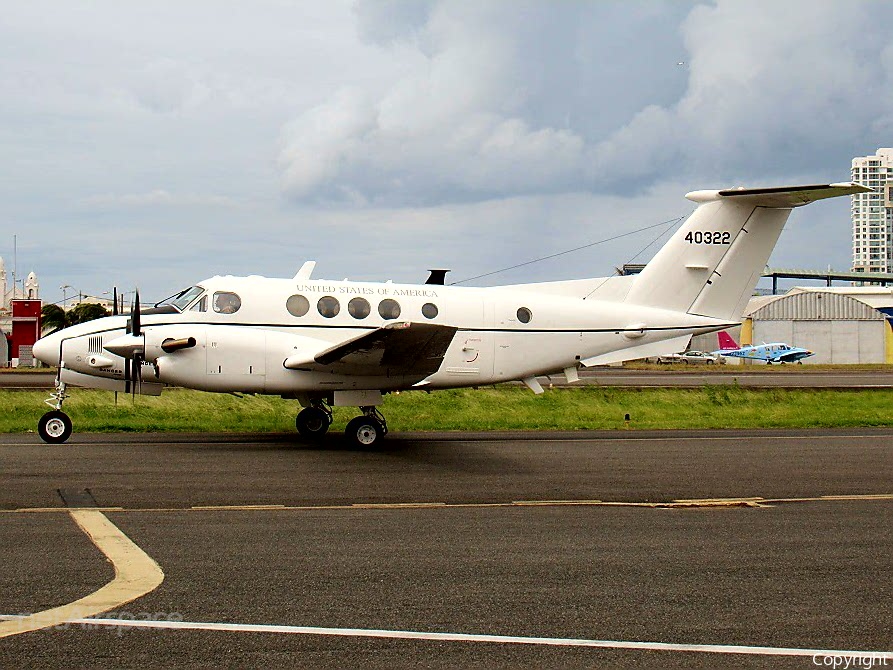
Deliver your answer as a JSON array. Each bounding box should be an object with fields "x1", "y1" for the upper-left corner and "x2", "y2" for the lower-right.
[{"x1": 60, "y1": 285, "x2": 72, "y2": 310}]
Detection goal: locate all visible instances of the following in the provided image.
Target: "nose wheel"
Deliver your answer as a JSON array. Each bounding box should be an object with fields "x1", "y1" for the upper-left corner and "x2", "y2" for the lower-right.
[
  {"x1": 38, "y1": 410, "x2": 73, "y2": 444},
  {"x1": 39, "y1": 379, "x2": 73, "y2": 444}
]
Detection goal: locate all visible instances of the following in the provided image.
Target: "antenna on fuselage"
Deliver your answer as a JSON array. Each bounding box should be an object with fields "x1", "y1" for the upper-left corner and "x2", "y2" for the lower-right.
[
  {"x1": 425, "y1": 269, "x2": 450, "y2": 285},
  {"x1": 294, "y1": 261, "x2": 316, "y2": 280}
]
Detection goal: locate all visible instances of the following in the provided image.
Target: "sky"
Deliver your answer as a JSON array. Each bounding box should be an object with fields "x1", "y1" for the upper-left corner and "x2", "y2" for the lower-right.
[{"x1": 2, "y1": 0, "x2": 893, "y2": 305}]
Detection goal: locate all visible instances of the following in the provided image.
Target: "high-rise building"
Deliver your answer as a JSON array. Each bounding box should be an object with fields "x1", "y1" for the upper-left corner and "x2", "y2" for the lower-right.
[{"x1": 851, "y1": 148, "x2": 893, "y2": 273}]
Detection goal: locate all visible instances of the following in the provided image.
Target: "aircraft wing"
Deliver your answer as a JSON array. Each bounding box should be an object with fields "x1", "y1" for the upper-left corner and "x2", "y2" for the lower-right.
[
  {"x1": 775, "y1": 349, "x2": 813, "y2": 363},
  {"x1": 284, "y1": 322, "x2": 458, "y2": 377}
]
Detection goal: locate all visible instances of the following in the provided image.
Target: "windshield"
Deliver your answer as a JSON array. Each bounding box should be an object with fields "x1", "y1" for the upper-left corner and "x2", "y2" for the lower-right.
[{"x1": 155, "y1": 286, "x2": 205, "y2": 312}]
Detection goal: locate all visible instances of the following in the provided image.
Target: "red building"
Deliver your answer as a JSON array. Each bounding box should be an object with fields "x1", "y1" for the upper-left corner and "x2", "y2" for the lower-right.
[{"x1": 11, "y1": 299, "x2": 42, "y2": 366}]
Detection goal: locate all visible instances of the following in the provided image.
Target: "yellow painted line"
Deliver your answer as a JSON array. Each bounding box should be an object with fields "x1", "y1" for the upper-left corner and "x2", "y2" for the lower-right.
[
  {"x1": 513, "y1": 499, "x2": 603, "y2": 506},
  {"x1": 0, "y1": 509, "x2": 164, "y2": 638},
  {"x1": 351, "y1": 502, "x2": 447, "y2": 509},
  {"x1": 3, "y1": 494, "x2": 893, "y2": 516},
  {"x1": 191, "y1": 504, "x2": 286, "y2": 511}
]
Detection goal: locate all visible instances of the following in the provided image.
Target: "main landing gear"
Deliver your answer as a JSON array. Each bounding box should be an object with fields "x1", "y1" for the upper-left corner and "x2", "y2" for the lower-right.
[
  {"x1": 38, "y1": 379, "x2": 73, "y2": 444},
  {"x1": 294, "y1": 400, "x2": 388, "y2": 448},
  {"x1": 344, "y1": 407, "x2": 388, "y2": 449},
  {"x1": 295, "y1": 403, "x2": 333, "y2": 440}
]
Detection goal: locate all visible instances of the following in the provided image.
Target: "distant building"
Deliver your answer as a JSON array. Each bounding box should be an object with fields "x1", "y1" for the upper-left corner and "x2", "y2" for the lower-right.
[
  {"x1": 0, "y1": 257, "x2": 40, "y2": 366},
  {"x1": 851, "y1": 148, "x2": 893, "y2": 274},
  {"x1": 0, "y1": 256, "x2": 40, "y2": 309}
]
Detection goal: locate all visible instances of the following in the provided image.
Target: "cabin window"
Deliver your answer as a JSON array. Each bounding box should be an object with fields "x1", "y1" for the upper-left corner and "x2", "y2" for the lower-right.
[
  {"x1": 517, "y1": 307, "x2": 532, "y2": 323},
  {"x1": 348, "y1": 297, "x2": 371, "y2": 319},
  {"x1": 317, "y1": 295, "x2": 340, "y2": 318},
  {"x1": 213, "y1": 292, "x2": 241, "y2": 314},
  {"x1": 378, "y1": 299, "x2": 401, "y2": 320},
  {"x1": 286, "y1": 294, "x2": 310, "y2": 317},
  {"x1": 422, "y1": 303, "x2": 438, "y2": 319}
]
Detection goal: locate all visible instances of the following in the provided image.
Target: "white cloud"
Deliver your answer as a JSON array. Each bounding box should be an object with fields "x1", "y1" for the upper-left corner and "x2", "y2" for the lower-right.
[
  {"x1": 80, "y1": 190, "x2": 239, "y2": 208},
  {"x1": 279, "y1": 0, "x2": 893, "y2": 205}
]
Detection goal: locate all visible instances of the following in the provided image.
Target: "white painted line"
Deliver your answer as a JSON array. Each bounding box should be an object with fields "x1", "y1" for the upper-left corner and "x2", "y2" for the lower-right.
[
  {"x1": 0, "y1": 509, "x2": 164, "y2": 638},
  {"x1": 9, "y1": 615, "x2": 890, "y2": 660}
]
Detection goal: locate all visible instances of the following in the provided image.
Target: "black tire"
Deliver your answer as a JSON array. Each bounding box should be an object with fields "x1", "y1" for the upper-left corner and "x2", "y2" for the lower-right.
[
  {"x1": 344, "y1": 416, "x2": 384, "y2": 448},
  {"x1": 296, "y1": 407, "x2": 331, "y2": 440},
  {"x1": 38, "y1": 410, "x2": 72, "y2": 444}
]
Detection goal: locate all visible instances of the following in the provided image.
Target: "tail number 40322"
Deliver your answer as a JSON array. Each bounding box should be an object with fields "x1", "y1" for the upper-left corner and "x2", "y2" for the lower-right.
[{"x1": 685, "y1": 231, "x2": 731, "y2": 244}]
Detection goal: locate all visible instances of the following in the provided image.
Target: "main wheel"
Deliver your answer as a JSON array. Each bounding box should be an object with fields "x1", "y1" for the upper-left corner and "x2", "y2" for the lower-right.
[
  {"x1": 344, "y1": 416, "x2": 384, "y2": 448},
  {"x1": 38, "y1": 410, "x2": 72, "y2": 444},
  {"x1": 296, "y1": 407, "x2": 331, "y2": 440}
]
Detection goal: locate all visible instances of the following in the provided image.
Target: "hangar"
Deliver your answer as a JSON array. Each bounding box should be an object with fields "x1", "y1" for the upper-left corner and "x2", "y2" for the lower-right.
[
  {"x1": 744, "y1": 288, "x2": 893, "y2": 364},
  {"x1": 690, "y1": 287, "x2": 893, "y2": 364}
]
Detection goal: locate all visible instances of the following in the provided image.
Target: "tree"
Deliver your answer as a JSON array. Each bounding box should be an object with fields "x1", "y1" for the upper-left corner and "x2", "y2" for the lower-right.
[
  {"x1": 41, "y1": 304, "x2": 73, "y2": 332},
  {"x1": 41, "y1": 302, "x2": 110, "y2": 333},
  {"x1": 69, "y1": 302, "x2": 109, "y2": 324}
]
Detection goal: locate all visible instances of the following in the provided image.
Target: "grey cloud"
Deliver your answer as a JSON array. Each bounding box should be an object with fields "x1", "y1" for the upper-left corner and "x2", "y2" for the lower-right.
[{"x1": 280, "y1": 1, "x2": 893, "y2": 205}]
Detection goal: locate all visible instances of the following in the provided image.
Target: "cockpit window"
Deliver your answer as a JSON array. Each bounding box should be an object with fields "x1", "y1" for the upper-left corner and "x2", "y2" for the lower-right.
[
  {"x1": 190, "y1": 295, "x2": 208, "y2": 312},
  {"x1": 213, "y1": 291, "x2": 241, "y2": 314},
  {"x1": 157, "y1": 286, "x2": 205, "y2": 312}
]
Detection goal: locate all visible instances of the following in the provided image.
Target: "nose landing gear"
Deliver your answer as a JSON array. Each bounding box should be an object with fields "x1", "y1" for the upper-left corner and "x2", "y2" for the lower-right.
[{"x1": 38, "y1": 380, "x2": 73, "y2": 444}]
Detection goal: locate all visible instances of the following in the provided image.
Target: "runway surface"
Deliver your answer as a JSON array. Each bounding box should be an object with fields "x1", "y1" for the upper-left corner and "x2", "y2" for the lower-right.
[
  {"x1": 5, "y1": 368, "x2": 893, "y2": 389},
  {"x1": 1, "y1": 429, "x2": 891, "y2": 669}
]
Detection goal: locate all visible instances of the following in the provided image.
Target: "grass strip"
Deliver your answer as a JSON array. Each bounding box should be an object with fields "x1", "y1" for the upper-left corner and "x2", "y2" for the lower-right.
[{"x1": 3, "y1": 385, "x2": 893, "y2": 434}]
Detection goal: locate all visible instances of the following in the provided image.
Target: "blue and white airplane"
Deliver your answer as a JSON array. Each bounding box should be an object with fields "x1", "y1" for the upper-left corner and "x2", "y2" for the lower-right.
[{"x1": 713, "y1": 331, "x2": 814, "y2": 364}]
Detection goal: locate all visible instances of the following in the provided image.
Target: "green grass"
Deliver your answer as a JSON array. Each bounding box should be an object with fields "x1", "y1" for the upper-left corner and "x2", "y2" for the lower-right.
[{"x1": 3, "y1": 385, "x2": 893, "y2": 434}]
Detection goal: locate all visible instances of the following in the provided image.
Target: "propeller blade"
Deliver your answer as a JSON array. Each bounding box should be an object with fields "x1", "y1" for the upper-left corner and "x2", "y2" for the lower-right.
[
  {"x1": 133, "y1": 353, "x2": 142, "y2": 398},
  {"x1": 131, "y1": 289, "x2": 141, "y2": 337},
  {"x1": 112, "y1": 287, "x2": 119, "y2": 316}
]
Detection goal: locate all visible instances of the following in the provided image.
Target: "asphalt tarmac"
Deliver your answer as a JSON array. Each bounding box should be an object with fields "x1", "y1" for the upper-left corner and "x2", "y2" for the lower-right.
[{"x1": 1, "y1": 430, "x2": 891, "y2": 669}]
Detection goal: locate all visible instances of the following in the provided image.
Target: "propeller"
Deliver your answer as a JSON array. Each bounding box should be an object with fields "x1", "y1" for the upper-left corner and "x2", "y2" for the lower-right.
[
  {"x1": 123, "y1": 290, "x2": 143, "y2": 396},
  {"x1": 112, "y1": 287, "x2": 119, "y2": 316}
]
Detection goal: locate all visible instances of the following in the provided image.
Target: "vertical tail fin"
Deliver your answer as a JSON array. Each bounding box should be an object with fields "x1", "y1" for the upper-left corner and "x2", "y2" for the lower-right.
[
  {"x1": 624, "y1": 183, "x2": 870, "y2": 321},
  {"x1": 717, "y1": 331, "x2": 739, "y2": 351}
]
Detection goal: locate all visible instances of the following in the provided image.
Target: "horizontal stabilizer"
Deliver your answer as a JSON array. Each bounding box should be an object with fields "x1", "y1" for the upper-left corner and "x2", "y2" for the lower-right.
[
  {"x1": 686, "y1": 182, "x2": 871, "y2": 208},
  {"x1": 579, "y1": 334, "x2": 692, "y2": 367}
]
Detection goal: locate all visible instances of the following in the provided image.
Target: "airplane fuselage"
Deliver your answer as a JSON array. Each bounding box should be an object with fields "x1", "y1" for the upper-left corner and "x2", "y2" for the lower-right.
[{"x1": 42, "y1": 275, "x2": 732, "y2": 396}]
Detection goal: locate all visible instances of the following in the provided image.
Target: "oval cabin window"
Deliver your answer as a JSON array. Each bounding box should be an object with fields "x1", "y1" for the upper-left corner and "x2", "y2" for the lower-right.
[
  {"x1": 286, "y1": 294, "x2": 310, "y2": 317},
  {"x1": 317, "y1": 296, "x2": 340, "y2": 318},
  {"x1": 422, "y1": 303, "x2": 438, "y2": 319},
  {"x1": 348, "y1": 297, "x2": 371, "y2": 319},
  {"x1": 517, "y1": 307, "x2": 532, "y2": 323},
  {"x1": 378, "y1": 299, "x2": 401, "y2": 320}
]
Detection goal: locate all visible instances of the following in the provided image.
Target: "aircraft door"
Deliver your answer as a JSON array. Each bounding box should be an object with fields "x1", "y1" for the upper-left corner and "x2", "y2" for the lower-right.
[{"x1": 441, "y1": 297, "x2": 494, "y2": 381}]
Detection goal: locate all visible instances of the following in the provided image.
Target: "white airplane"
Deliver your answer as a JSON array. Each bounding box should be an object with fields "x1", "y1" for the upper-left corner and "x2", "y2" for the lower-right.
[{"x1": 32, "y1": 182, "x2": 869, "y2": 446}]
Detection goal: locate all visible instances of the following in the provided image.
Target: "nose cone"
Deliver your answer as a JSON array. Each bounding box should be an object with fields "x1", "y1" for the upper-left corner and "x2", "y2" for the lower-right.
[{"x1": 33, "y1": 333, "x2": 62, "y2": 367}]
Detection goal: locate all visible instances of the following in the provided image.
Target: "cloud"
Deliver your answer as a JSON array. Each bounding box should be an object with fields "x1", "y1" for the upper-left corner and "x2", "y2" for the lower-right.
[
  {"x1": 279, "y1": 1, "x2": 893, "y2": 205},
  {"x1": 80, "y1": 190, "x2": 239, "y2": 208}
]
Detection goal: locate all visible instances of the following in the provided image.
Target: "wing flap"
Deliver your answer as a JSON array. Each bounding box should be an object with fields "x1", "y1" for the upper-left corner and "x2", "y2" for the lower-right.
[{"x1": 284, "y1": 322, "x2": 458, "y2": 377}]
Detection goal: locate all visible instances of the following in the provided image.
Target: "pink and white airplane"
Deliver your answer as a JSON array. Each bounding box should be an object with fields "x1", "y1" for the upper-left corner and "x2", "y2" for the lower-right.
[{"x1": 714, "y1": 331, "x2": 815, "y2": 364}]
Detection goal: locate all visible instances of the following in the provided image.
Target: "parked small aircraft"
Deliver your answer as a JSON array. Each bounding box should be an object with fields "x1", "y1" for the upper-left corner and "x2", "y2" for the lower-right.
[
  {"x1": 713, "y1": 331, "x2": 814, "y2": 364},
  {"x1": 32, "y1": 182, "x2": 867, "y2": 445}
]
